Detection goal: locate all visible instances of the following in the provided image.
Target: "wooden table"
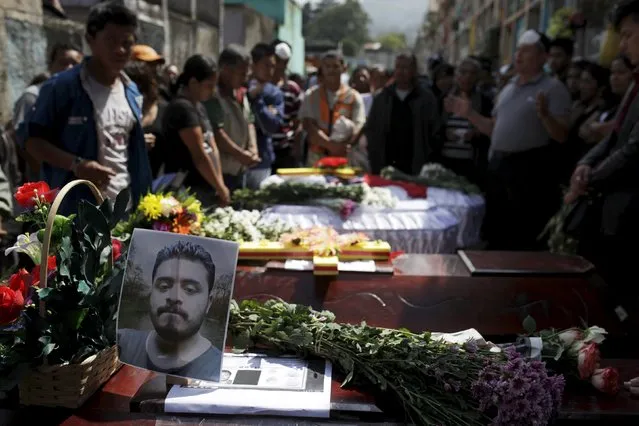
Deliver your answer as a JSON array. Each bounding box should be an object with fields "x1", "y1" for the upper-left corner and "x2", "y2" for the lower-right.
[{"x1": 2, "y1": 252, "x2": 638, "y2": 424}]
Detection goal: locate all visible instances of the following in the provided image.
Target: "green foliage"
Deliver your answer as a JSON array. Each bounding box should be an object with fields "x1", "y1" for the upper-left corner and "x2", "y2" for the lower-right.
[
  {"x1": 0, "y1": 189, "x2": 130, "y2": 384},
  {"x1": 341, "y1": 38, "x2": 359, "y2": 57},
  {"x1": 229, "y1": 299, "x2": 504, "y2": 425},
  {"x1": 377, "y1": 32, "x2": 407, "y2": 51},
  {"x1": 539, "y1": 202, "x2": 579, "y2": 255},
  {"x1": 304, "y1": 0, "x2": 370, "y2": 51},
  {"x1": 232, "y1": 183, "x2": 366, "y2": 210},
  {"x1": 381, "y1": 164, "x2": 482, "y2": 195}
]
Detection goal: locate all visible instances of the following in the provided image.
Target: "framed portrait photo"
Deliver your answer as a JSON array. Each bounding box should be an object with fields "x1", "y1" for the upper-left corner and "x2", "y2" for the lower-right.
[{"x1": 116, "y1": 229, "x2": 239, "y2": 382}]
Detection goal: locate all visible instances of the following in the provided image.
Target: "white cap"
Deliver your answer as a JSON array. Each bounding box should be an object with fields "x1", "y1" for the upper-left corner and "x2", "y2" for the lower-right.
[
  {"x1": 275, "y1": 42, "x2": 292, "y2": 60},
  {"x1": 518, "y1": 30, "x2": 541, "y2": 47}
]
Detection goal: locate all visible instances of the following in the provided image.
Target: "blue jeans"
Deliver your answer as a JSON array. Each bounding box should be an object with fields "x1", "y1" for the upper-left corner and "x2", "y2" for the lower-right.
[{"x1": 245, "y1": 168, "x2": 271, "y2": 190}]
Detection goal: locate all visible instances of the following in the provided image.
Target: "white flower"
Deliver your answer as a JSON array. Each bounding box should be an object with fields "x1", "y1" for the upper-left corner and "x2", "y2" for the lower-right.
[
  {"x1": 160, "y1": 196, "x2": 181, "y2": 217},
  {"x1": 583, "y1": 326, "x2": 607, "y2": 344},
  {"x1": 5, "y1": 233, "x2": 42, "y2": 264}
]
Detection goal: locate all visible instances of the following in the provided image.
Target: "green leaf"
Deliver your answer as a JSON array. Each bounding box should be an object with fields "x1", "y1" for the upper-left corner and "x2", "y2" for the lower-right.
[
  {"x1": 231, "y1": 330, "x2": 251, "y2": 351},
  {"x1": 37, "y1": 288, "x2": 53, "y2": 300},
  {"x1": 111, "y1": 188, "x2": 131, "y2": 227},
  {"x1": 66, "y1": 309, "x2": 89, "y2": 330},
  {"x1": 41, "y1": 343, "x2": 56, "y2": 357},
  {"x1": 523, "y1": 315, "x2": 537, "y2": 334},
  {"x1": 77, "y1": 280, "x2": 92, "y2": 296},
  {"x1": 341, "y1": 369, "x2": 354, "y2": 387}
]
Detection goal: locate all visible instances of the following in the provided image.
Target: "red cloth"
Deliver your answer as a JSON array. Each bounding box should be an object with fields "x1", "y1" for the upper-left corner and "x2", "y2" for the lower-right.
[
  {"x1": 615, "y1": 73, "x2": 639, "y2": 133},
  {"x1": 364, "y1": 175, "x2": 427, "y2": 199}
]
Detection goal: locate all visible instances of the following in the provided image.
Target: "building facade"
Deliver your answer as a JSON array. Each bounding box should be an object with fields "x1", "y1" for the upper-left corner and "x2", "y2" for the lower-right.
[
  {"x1": 224, "y1": 4, "x2": 276, "y2": 49},
  {"x1": 0, "y1": 0, "x2": 222, "y2": 124},
  {"x1": 428, "y1": 0, "x2": 611, "y2": 67},
  {"x1": 224, "y1": 0, "x2": 305, "y2": 75}
]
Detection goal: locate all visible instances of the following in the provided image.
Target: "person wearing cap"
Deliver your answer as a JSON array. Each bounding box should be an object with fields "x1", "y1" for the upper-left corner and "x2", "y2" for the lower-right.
[
  {"x1": 299, "y1": 50, "x2": 365, "y2": 165},
  {"x1": 132, "y1": 44, "x2": 165, "y2": 68},
  {"x1": 447, "y1": 29, "x2": 571, "y2": 251},
  {"x1": 271, "y1": 40, "x2": 303, "y2": 169}
]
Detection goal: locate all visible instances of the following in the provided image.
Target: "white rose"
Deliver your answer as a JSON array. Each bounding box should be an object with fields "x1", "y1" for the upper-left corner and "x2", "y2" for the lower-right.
[{"x1": 584, "y1": 326, "x2": 607, "y2": 344}]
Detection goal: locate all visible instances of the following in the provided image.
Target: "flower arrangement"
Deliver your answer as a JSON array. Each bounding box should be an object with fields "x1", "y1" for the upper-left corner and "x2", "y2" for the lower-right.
[
  {"x1": 233, "y1": 182, "x2": 366, "y2": 210},
  {"x1": 510, "y1": 321, "x2": 618, "y2": 395},
  {"x1": 117, "y1": 192, "x2": 204, "y2": 237},
  {"x1": 202, "y1": 207, "x2": 293, "y2": 242},
  {"x1": 116, "y1": 192, "x2": 293, "y2": 243},
  {"x1": 0, "y1": 181, "x2": 126, "y2": 390},
  {"x1": 279, "y1": 226, "x2": 371, "y2": 257},
  {"x1": 229, "y1": 299, "x2": 565, "y2": 426},
  {"x1": 381, "y1": 164, "x2": 481, "y2": 194},
  {"x1": 314, "y1": 157, "x2": 349, "y2": 169}
]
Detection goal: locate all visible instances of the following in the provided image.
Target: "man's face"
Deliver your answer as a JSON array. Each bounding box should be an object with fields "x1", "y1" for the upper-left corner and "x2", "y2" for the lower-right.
[
  {"x1": 548, "y1": 46, "x2": 569, "y2": 75},
  {"x1": 87, "y1": 23, "x2": 136, "y2": 74},
  {"x1": 50, "y1": 49, "x2": 83, "y2": 74},
  {"x1": 350, "y1": 69, "x2": 370, "y2": 93},
  {"x1": 149, "y1": 258, "x2": 212, "y2": 342},
  {"x1": 514, "y1": 44, "x2": 545, "y2": 75},
  {"x1": 619, "y1": 16, "x2": 639, "y2": 66},
  {"x1": 221, "y1": 61, "x2": 249, "y2": 89},
  {"x1": 253, "y1": 55, "x2": 276, "y2": 82},
  {"x1": 394, "y1": 56, "x2": 416, "y2": 87},
  {"x1": 320, "y1": 57, "x2": 343, "y2": 84}
]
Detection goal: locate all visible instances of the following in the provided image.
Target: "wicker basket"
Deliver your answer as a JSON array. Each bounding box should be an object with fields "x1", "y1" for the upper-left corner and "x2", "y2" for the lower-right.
[{"x1": 18, "y1": 180, "x2": 122, "y2": 408}]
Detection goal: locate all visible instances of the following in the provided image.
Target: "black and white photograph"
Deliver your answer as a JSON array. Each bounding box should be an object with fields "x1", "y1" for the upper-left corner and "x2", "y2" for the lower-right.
[{"x1": 117, "y1": 229, "x2": 239, "y2": 382}]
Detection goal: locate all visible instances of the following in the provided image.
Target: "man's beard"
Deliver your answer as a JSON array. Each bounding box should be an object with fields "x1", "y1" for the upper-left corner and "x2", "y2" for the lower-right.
[{"x1": 150, "y1": 305, "x2": 204, "y2": 342}]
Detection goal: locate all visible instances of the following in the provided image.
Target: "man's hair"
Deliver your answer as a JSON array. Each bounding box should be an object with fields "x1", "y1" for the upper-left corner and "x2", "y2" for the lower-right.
[
  {"x1": 550, "y1": 37, "x2": 575, "y2": 56},
  {"x1": 459, "y1": 57, "x2": 482, "y2": 73},
  {"x1": 86, "y1": 1, "x2": 138, "y2": 38},
  {"x1": 251, "y1": 42, "x2": 275, "y2": 64},
  {"x1": 433, "y1": 63, "x2": 455, "y2": 79},
  {"x1": 395, "y1": 51, "x2": 418, "y2": 69},
  {"x1": 48, "y1": 43, "x2": 81, "y2": 66},
  {"x1": 124, "y1": 60, "x2": 159, "y2": 105},
  {"x1": 152, "y1": 241, "x2": 217, "y2": 293},
  {"x1": 29, "y1": 72, "x2": 50, "y2": 86},
  {"x1": 220, "y1": 44, "x2": 250, "y2": 67},
  {"x1": 321, "y1": 50, "x2": 344, "y2": 64},
  {"x1": 613, "y1": 0, "x2": 639, "y2": 29}
]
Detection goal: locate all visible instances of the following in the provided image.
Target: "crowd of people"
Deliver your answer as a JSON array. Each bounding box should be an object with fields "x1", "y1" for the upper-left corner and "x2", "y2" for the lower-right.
[{"x1": 1, "y1": 0, "x2": 639, "y2": 311}]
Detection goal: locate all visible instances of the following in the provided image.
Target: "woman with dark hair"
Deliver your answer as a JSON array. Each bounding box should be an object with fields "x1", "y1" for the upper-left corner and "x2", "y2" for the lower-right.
[
  {"x1": 558, "y1": 61, "x2": 609, "y2": 181},
  {"x1": 125, "y1": 61, "x2": 167, "y2": 176},
  {"x1": 162, "y1": 54, "x2": 230, "y2": 206},
  {"x1": 579, "y1": 55, "x2": 634, "y2": 145}
]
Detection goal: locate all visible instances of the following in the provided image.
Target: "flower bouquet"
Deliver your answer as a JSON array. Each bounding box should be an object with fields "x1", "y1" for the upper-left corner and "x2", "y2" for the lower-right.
[
  {"x1": 115, "y1": 192, "x2": 292, "y2": 243},
  {"x1": 279, "y1": 227, "x2": 370, "y2": 257},
  {"x1": 0, "y1": 180, "x2": 126, "y2": 407},
  {"x1": 381, "y1": 164, "x2": 482, "y2": 195},
  {"x1": 229, "y1": 299, "x2": 566, "y2": 426}
]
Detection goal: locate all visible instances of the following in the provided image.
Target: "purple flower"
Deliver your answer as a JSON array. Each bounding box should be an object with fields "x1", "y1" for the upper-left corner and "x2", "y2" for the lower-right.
[
  {"x1": 339, "y1": 199, "x2": 356, "y2": 219},
  {"x1": 463, "y1": 339, "x2": 478, "y2": 353},
  {"x1": 152, "y1": 221, "x2": 171, "y2": 232},
  {"x1": 472, "y1": 351, "x2": 565, "y2": 425}
]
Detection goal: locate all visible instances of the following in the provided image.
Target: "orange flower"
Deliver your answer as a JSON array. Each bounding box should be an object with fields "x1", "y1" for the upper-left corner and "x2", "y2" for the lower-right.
[{"x1": 172, "y1": 213, "x2": 192, "y2": 235}]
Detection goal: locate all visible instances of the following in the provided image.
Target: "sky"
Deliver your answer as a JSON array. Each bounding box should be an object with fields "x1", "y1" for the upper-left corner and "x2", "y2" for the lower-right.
[{"x1": 308, "y1": 0, "x2": 429, "y2": 39}]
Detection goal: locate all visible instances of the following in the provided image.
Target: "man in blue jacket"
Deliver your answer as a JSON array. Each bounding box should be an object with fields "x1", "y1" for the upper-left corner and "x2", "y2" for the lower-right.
[
  {"x1": 246, "y1": 43, "x2": 284, "y2": 189},
  {"x1": 23, "y1": 1, "x2": 151, "y2": 212}
]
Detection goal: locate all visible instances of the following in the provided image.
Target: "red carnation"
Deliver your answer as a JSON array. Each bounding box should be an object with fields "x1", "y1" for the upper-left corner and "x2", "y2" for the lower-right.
[
  {"x1": 0, "y1": 286, "x2": 25, "y2": 325},
  {"x1": 315, "y1": 157, "x2": 348, "y2": 169},
  {"x1": 112, "y1": 239, "x2": 122, "y2": 261},
  {"x1": 14, "y1": 181, "x2": 58, "y2": 208}
]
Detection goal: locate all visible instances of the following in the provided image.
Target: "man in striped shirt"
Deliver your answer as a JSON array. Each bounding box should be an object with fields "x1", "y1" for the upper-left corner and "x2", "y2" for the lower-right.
[{"x1": 271, "y1": 40, "x2": 303, "y2": 171}]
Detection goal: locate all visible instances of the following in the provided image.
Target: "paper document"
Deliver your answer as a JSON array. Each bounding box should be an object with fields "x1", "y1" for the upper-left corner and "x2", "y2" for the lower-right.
[{"x1": 165, "y1": 354, "x2": 332, "y2": 418}]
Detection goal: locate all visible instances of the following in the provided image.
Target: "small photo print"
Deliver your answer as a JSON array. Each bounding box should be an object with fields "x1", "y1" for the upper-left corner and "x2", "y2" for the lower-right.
[{"x1": 117, "y1": 229, "x2": 239, "y2": 382}]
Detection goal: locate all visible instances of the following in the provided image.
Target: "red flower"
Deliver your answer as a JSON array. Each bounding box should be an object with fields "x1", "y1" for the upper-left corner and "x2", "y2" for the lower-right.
[
  {"x1": 591, "y1": 367, "x2": 619, "y2": 394},
  {"x1": 112, "y1": 239, "x2": 122, "y2": 261},
  {"x1": 0, "y1": 286, "x2": 25, "y2": 325},
  {"x1": 315, "y1": 157, "x2": 348, "y2": 169},
  {"x1": 576, "y1": 342, "x2": 600, "y2": 379},
  {"x1": 8, "y1": 269, "x2": 33, "y2": 299},
  {"x1": 389, "y1": 251, "x2": 405, "y2": 262},
  {"x1": 14, "y1": 182, "x2": 57, "y2": 208},
  {"x1": 30, "y1": 256, "x2": 57, "y2": 288}
]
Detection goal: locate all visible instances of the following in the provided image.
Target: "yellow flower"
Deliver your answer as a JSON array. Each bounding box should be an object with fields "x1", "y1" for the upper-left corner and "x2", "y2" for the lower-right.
[
  {"x1": 184, "y1": 197, "x2": 202, "y2": 215},
  {"x1": 138, "y1": 194, "x2": 163, "y2": 220}
]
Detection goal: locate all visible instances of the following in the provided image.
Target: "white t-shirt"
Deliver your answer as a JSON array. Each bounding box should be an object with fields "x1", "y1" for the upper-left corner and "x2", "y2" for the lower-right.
[{"x1": 86, "y1": 76, "x2": 135, "y2": 200}]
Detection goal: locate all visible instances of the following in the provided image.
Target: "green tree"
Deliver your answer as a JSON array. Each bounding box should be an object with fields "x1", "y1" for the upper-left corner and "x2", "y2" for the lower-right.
[
  {"x1": 341, "y1": 38, "x2": 359, "y2": 57},
  {"x1": 305, "y1": 0, "x2": 370, "y2": 50},
  {"x1": 377, "y1": 32, "x2": 408, "y2": 51}
]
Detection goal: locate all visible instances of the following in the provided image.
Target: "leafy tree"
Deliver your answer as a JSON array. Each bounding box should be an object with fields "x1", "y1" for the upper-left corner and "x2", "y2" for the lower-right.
[
  {"x1": 342, "y1": 38, "x2": 359, "y2": 57},
  {"x1": 378, "y1": 32, "x2": 408, "y2": 51},
  {"x1": 304, "y1": 0, "x2": 370, "y2": 50}
]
